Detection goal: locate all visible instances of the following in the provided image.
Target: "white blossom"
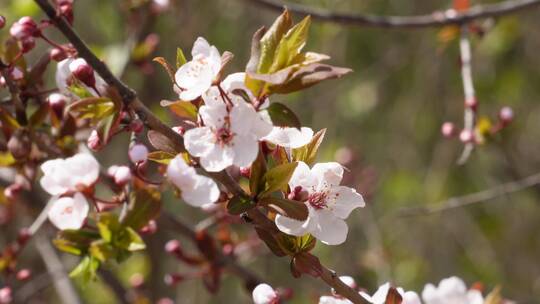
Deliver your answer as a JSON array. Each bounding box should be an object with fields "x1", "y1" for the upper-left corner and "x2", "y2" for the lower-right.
[
  {"x1": 183, "y1": 85, "x2": 272, "y2": 172},
  {"x1": 107, "y1": 165, "x2": 132, "y2": 186},
  {"x1": 166, "y1": 155, "x2": 220, "y2": 207},
  {"x1": 422, "y1": 277, "x2": 484, "y2": 304},
  {"x1": 360, "y1": 283, "x2": 421, "y2": 304},
  {"x1": 263, "y1": 127, "x2": 314, "y2": 149},
  {"x1": 40, "y1": 153, "x2": 100, "y2": 196},
  {"x1": 252, "y1": 283, "x2": 279, "y2": 304},
  {"x1": 319, "y1": 296, "x2": 352, "y2": 304},
  {"x1": 47, "y1": 192, "x2": 89, "y2": 230},
  {"x1": 275, "y1": 162, "x2": 365, "y2": 245},
  {"x1": 174, "y1": 37, "x2": 221, "y2": 101}
]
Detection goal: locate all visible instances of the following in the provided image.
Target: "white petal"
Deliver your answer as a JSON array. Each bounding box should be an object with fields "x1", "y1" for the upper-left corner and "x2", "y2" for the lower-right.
[
  {"x1": 421, "y1": 284, "x2": 439, "y2": 304},
  {"x1": 252, "y1": 283, "x2": 278, "y2": 304},
  {"x1": 55, "y1": 58, "x2": 73, "y2": 94},
  {"x1": 175, "y1": 61, "x2": 213, "y2": 100},
  {"x1": 275, "y1": 204, "x2": 314, "y2": 236},
  {"x1": 129, "y1": 144, "x2": 149, "y2": 163},
  {"x1": 370, "y1": 282, "x2": 391, "y2": 303},
  {"x1": 328, "y1": 186, "x2": 365, "y2": 219},
  {"x1": 289, "y1": 161, "x2": 318, "y2": 192},
  {"x1": 184, "y1": 127, "x2": 215, "y2": 157},
  {"x1": 312, "y1": 162, "x2": 344, "y2": 190},
  {"x1": 231, "y1": 135, "x2": 258, "y2": 168},
  {"x1": 48, "y1": 192, "x2": 89, "y2": 230},
  {"x1": 199, "y1": 102, "x2": 227, "y2": 129},
  {"x1": 230, "y1": 102, "x2": 258, "y2": 136},
  {"x1": 202, "y1": 86, "x2": 225, "y2": 107},
  {"x1": 402, "y1": 292, "x2": 422, "y2": 304},
  {"x1": 181, "y1": 174, "x2": 220, "y2": 207},
  {"x1": 199, "y1": 145, "x2": 234, "y2": 172},
  {"x1": 208, "y1": 46, "x2": 222, "y2": 76},
  {"x1": 252, "y1": 110, "x2": 274, "y2": 139},
  {"x1": 311, "y1": 210, "x2": 348, "y2": 245},
  {"x1": 222, "y1": 72, "x2": 247, "y2": 92},
  {"x1": 319, "y1": 296, "x2": 353, "y2": 304},
  {"x1": 191, "y1": 37, "x2": 211, "y2": 58},
  {"x1": 166, "y1": 155, "x2": 197, "y2": 189},
  {"x1": 68, "y1": 153, "x2": 100, "y2": 187},
  {"x1": 263, "y1": 127, "x2": 313, "y2": 149},
  {"x1": 339, "y1": 276, "x2": 357, "y2": 289},
  {"x1": 467, "y1": 290, "x2": 484, "y2": 304}
]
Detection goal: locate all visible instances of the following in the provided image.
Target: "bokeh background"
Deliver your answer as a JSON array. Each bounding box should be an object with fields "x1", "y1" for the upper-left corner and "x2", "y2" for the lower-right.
[{"x1": 1, "y1": 0, "x2": 540, "y2": 303}]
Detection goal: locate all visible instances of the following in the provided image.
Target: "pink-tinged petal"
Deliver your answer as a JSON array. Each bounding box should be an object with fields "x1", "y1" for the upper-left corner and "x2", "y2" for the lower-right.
[
  {"x1": 68, "y1": 153, "x2": 99, "y2": 187},
  {"x1": 289, "y1": 161, "x2": 318, "y2": 192},
  {"x1": 230, "y1": 102, "x2": 258, "y2": 136},
  {"x1": 208, "y1": 45, "x2": 222, "y2": 75},
  {"x1": 231, "y1": 135, "x2": 258, "y2": 168},
  {"x1": 312, "y1": 162, "x2": 344, "y2": 190},
  {"x1": 421, "y1": 284, "x2": 438, "y2": 303},
  {"x1": 319, "y1": 296, "x2": 353, "y2": 304},
  {"x1": 40, "y1": 159, "x2": 73, "y2": 195},
  {"x1": 199, "y1": 145, "x2": 234, "y2": 172},
  {"x1": 467, "y1": 290, "x2": 484, "y2": 304},
  {"x1": 175, "y1": 61, "x2": 213, "y2": 101},
  {"x1": 370, "y1": 282, "x2": 391, "y2": 303},
  {"x1": 263, "y1": 127, "x2": 313, "y2": 149},
  {"x1": 166, "y1": 155, "x2": 197, "y2": 189},
  {"x1": 55, "y1": 58, "x2": 73, "y2": 94},
  {"x1": 402, "y1": 292, "x2": 422, "y2": 304},
  {"x1": 275, "y1": 204, "x2": 314, "y2": 236},
  {"x1": 252, "y1": 110, "x2": 273, "y2": 139},
  {"x1": 202, "y1": 86, "x2": 225, "y2": 107},
  {"x1": 47, "y1": 192, "x2": 89, "y2": 230},
  {"x1": 311, "y1": 210, "x2": 348, "y2": 245},
  {"x1": 222, "y1": 73, "x2": 246, "y2": 92},
  {"x1": 199, "y1": 102, "x2": 227, "y2": 129},
  {"x1": 181, "y1": 174, "x2": 220, "y2": 207},
  {"x1": 191, "y1": 37, "x2": 212, "y2": 58},
  {"x1": 328, "y1": 186, "x2": 365, "y2": 219},
  {"x1": 252, "y1": 283, "x2": 278, "y2": 304},
  {"x1": 184, "y1": 127, "x2": 215, "y2": 157}
]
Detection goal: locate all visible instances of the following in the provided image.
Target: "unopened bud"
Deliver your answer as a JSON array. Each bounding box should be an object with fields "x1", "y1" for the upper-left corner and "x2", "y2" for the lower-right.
[
  {"x1": 164, "y1": 273, "x2": 183, "y2": 286},
  {"x1": 129, "y1": 144, "x2": 148, "y2": 164},
  {"x1": 164, "y1": 239, "x2": 181, "y2": 255},
  {"x1": 17, "y1": 228, "x2": 31, "y2": 245},
  {"x1": 239, "y1": 167, "x2": 250, "y2": 178},
  {"x1": 16, "y1": 269, "x2": 31, "y2": 281},
  {"x1": 59, "y1": 3, "x2": 74, "y2": 24},
  {"x1": 69, "y1": 58, "x2": 96, "y2": 88},
  {"x1": 50, "y1": 48, "x2": 67, "y2": 61},
  {"x1": 7, "y1": 130, "x2": 31, "y2": 159},
  {"x1": 172, "y1": 126, "x2": 184, "y2": 135},
  {"x1": 465, "y1": 97, "x2": 478, "y2": 110},
  {"x1": 10, "y1": 17, "x2": 38, "y2": 40},
  {"x1": 108, "y1": 165, "x2": 132, "y2": 186},
  {"x1": 10, "y1": 68, "x2": 24, "y2": 81},
  {"x1": 0, "y1": 16, "x2": 5, "y2": 29},
  {"x1": 499, "y1": 106, "x2": 513, "y2": 124},
  {"x1": 0, "y1": 287, "x2": 12, "y2": 304},
  {"x1": 129, "y1": 273, "x2": 145, "y2": 289},
  {"x1": 130, "y1": 119, "x2": 144, "y2": 133},
  {"x1": 87, "y1": 130, "x2": 101, "y2": 151},
  {"x1": 20, "y1": 37, "x2": 35, "y2": 53},
  {"x1": 441, "y1": 122, "x2": 456, "y2": 138},
  {"x1": 4, "y1": 184, "x2": 23, "y2": 201},
  {"x1": 459, "y1": 129, "x2": 475, "y2": 143},
  {"x1": 48, "y1": 93, "x2": 67, "y2": 117},
  {"x1": 140, "y1": 220, "x2": 157, "y2": 235}
]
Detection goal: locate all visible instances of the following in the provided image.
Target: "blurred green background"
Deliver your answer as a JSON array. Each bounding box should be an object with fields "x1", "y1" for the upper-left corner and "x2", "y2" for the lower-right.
[{"x1": 2, "y1": 0, "x2": 540, "y2": 303}]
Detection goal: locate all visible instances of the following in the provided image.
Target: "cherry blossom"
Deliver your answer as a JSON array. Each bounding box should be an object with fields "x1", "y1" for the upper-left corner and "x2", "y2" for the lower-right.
[
  {"x1": 421, "y1": 277, "x2": 484, "y2": 304},
  {"x1": 183, "y1": 85, "x2": 272, "y2": 172},
  {"x1": 263, "y1": 127, "x2": 314, "y2": 149},
  {"x1": 174, "y1": 37, "x2": 221, "y2": 101},
  {"x1": 166, "y1": 155, "x2": 220, "y2": 207},
  {"x1": 252, "y1": 283, "x2": 279, "y2": 304},
  {"x1": 107, "y1": 165, "x2": 132, "y2": 186},
  {"x1": 360, "y1": 283, "x2": 421, "y2": 304},
  {"x1": 40, "y1": 153, "x2": 100, "y2": 195},
  {"x1": 47, "y1": 192, "x2": 89, "y2": 230},
  {"x1": 275, "y1": 161, "x2": 365, "y2": 245}
]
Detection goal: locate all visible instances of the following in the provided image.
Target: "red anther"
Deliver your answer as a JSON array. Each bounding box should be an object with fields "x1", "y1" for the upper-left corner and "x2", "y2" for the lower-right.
[
  {"x1": 130, "y1": 119, "x2": 144, "y2": 133},
  {"x1": 164, "y1": 273, "x2": 183, "y2": 286},
  {"x1": 239, "y1": 166, "x2": 251, "y2": 178},
  {"x1": 50, "y1": 47, "x2": 67, "y2": 61},
  {"x1": 441, "y1": 122, "x2": 456, "y2": 138},
  {"x1": 16, "y1": 269, "x2": 31, "y2": 281}
]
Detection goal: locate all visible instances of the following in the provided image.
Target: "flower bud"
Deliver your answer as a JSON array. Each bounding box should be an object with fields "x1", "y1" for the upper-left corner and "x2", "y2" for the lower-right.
[
  {"x1": 129, "y1": 273, "x2": 145, "y2": 289},
  {"x1": 130, "y1": 119, "x2": 144, "y2": 133},
  {"x1": 441, "y1": 122, "x2": 456, "y2": 138},
  {"x1": 87, "y1": 130, "x2": 102, "y2": 151},
  {"x1": 0, "y1": 287, "x2": 12, "y2": 304},
  {"x1": 172, "y1": 126, "x2": 185, "y2": 135},
  {"x1": 7, "y1": 130, "x2": 31, "y2": 159},
  {"x1": 108, "y1": 165, "x2": 132, "y2": 186},
  {"x1": 0, "y1": 16, "x2": 5, "y2": 29},
  {"x1": 140, "y1": 220, "x2": 157, "y2": 235},
  {"x1": 17, "y1": 228, "x2": 31, "y2": 245},
  {"x1": 59, "y1": 2, "x2": 74, "y2": 24},
  {"x1": 129, "y1": 144, "x2": 148, "y2": 164},
  {"x1": 20, "y1": 37, "x2": 35, "y2": 53},
  {"x1": 239, "y1": 167, "x2": 250, "y2": 178},
  {"x1": 4, "y1": 183, "x2": 23, "y2": 201},
  {"x1": 164, "y1": 239, "x2": 181, "y2": 255},
  {"x1": 50, "y1": 48, "x2": 67, "y2": 61},
  {"x1": 465, "y1": 97, "x2": 478, "y2": 110},
  {"x1": 68, "y1": 58, "x2": 96, "y2": 88},
  {"x1": 164, "y1": 273, "x2": 183, "y2": 286},
  {"x1": 459, "y1": 129, "x2": 475, "y2": 143},
  {"x1": 10, "y1": 68, "x2": 24, "y2": 81},
  {"x1": 48, "y1": 93, "x2": 67, "y2": 117},
  {"x1": 499, "y1": 106, "x2": 513, "y2": 124},
  {"x1": 10, "y1": 17, "x2": 38, "y2": 40},
  {"x1": 16, "y1": 269, "x2": 31, "y2": 281}
]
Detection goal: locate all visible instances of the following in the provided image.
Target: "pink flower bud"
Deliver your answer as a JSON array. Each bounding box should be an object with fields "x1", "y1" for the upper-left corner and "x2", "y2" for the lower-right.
[
  {"x1": 239, "y1": 167, "x2": 251, "y2": 178},
  {"x1": 130, "y1": 119, "x2": 144, "y2": 133},
  {"x1": 50, "y1": 48, "x2": 67, "y2": 61},
  {"x1": 48, "y1": 93, "x2": 67, "y2": 117},
  {"x1": 87, "y1": 130, "x2": 102, "y2": 151},
  {"x1": 108, "y1": 165, "x2": 132, "y2": 186},
  {"x1": 164, "y1": 273, "x2": 183, "y2": 286},
  {"x1": 4, "y1": 184, "x2": 23, "y2": 201},
  {"x1": 140, "y1": 220, "x2": 157, "y2": 235},
  {"x1": 68, "y1": 58, "x2": 96, "y2": 88},
  {"x1": 59, "y1": 3, "x2": 74, "y2": 24},
  {"x1": 10, "y1": 17, "x2": 38, "y2": 40},
  {"x1": 0, "y1": 16, "x2": 5, "y2": 29},
  {"x1": 441, "y1": 122, "x2": 456, "y2": 138},
  {"x1": 17, "y1": 228, "x2": 31, "y2": 245},
  {"x1": 459, "y1": 129, "x2": 474, "y2": 143},
  {"x1": 465, "y1": 97, "x2": 478, "y2": 110},
  {"x1": 164, "y1": 240, "x2": 181, "y2": 254},
  {"x1": 20, "y1": 37, "x2": 35, "y2": 53},
  {"x1": 16, "y1": 269, "x2": 31, "y2": 281},
  {"x1": 10, "y1": 68, "x2": 24, "y2": 81},
  {"x1": 499, "y1": 106, "x2": 513, "y2": 124},
  {"x1": 0, "y1": 287, "x2": 12, "y2": 304},
  {"x1": 129, "y1": 144, "x2": 148, "y2": 163}
]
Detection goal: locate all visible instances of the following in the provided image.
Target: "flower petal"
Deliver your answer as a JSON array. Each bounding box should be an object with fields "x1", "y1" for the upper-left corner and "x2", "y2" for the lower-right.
[
  {"x1": 311, "y1": 210, "x2": 348, "y2": 245},
  {"x1": 231, "y1": 134, "x2": 258, "y2": 168},
  {"x1": 252, "y1": 283, "x2": 278, "y2": 304},
  {"x1": 312, "y1": 162, "x2": 344, "y2": 190},
  {"x1": 184, "y1": 127, "x2": 215, "y2": 157},
  {"x1": 48, "y1": 192, "x2": 89, "y2": 230},
  {"x1": 289, "y1": 161, "x2": 318, "y2": 192},
  {"x1": 230, "y1": 102, "x2": 258, "y2": 136},
  {"x1": 191, "y1": 37, "x2": 211, "y2": 58},
  {"x1": 275, "y1": 204, "x2": 314, "y2": 236},
  {"x1": 263, "y1": 127, "x2": 313, "y2": 149},
  {"x1": 199, "y1": 145, "x2": 234, "y2": 172},
  {"x1": 328, "y1": 186, "x2": 365, "y2": 219},
  {"x1": 181, "y1": 174, "x2": 220, "y2": 207},
  {"x1": 199, "y1": 101, "x2": 227, "y2": 129}
]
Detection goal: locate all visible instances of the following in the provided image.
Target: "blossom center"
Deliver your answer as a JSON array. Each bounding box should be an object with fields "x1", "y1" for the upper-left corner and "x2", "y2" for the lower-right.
[
  {"x1": 215, "y1": 127, "x2": 234, "y2": 146},
  {"x1": 61, "y1": 206, "x2": 74, "y2": 215},
  {"x1": 308, "y1": 191, "x2": 328, "y2": 209}
]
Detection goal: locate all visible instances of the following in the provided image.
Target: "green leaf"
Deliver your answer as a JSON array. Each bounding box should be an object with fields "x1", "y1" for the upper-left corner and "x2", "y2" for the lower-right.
[
  {"x1": 269, "y1": 16, "x2": 311, "y2": 73},
  {"x1": 266, "y1": 102, "x2": 301, "y2": 129},
  {"x1": 70, "y1": 256, "x2": 100, "y2": 285},
  {"x1": 53, "y1": 230, "x2": 101, "y2": 256},
  {"x1": 259, "y1": 197, "x2": 308, "y2": 221},
  {"x1": 227, "y1": 195, "x2": 256, "y2": 215},
  {"x1": 249, "y1": 151, "x2": 267, "y2": 196},
  {"x1": 121, "y1": 187, "x2": 162, "y2": 230},
  {"x1": 124, "y1": 227, "x2": 146, "y2": 251},
  {"x1": 292, "y1": 129, "x2": 326, "y2": 165},
  {"x1": 257, "y1": 9, "x2": 293, "y2": 74},
  {"x1": 97, "y1": 213, "x2": 121, "y2": 243},
  {"x1": 68, "y1": 83, "x2": 94, "y2": 99},
  {"x1": 245, "y1": 27, "x2": 266, "y2": 96},
  {"x1": 259, "y1": 162, "x2": 298, "y2": 198},
  {"x1": 89, "y1": 240, "x2": 115, "y2": 262},
  {"x1": 147, "y1": 151, "x2": 176, "y2": 165},
  {"x1": 176, "y1": 48, "x2": 187, "y2": 68},
  {"x1": 160, "y1": 100, "x2": 198, "y2": 120},
  {"x1": 68, "y1": 97, "x2": 116, "y2": 123},
  {"x1": 269, "y1": 63, "x2": 352, "y2": 94}
]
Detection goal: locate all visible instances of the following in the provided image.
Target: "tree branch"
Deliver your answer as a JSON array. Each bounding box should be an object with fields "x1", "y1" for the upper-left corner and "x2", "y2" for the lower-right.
[
  {"x1": 246, "y1": 0, "x2": 540, "y2": 29},
  {"x1": 398, "y1": 172, "x2": 540, "y2": 216}
]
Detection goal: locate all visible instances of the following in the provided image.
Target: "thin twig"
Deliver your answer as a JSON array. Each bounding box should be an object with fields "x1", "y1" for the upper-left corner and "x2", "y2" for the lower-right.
[
  {"x1": 398, "y1": 172, "x2": 540, "y2": 216},
  {"x1": 0, "y1": 61, "x2": 27, "y2": 125},
  {"x1": 457, "y1": 26, "x2": 477, "y2": 165},
  {"x1": 246, "y1": 0, "x2": 540, "y2": 29}
]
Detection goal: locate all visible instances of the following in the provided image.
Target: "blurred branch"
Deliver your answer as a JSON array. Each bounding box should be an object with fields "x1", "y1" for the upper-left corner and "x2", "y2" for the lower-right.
[
  {"x1": 457, "y1": 27, "x2": 476, "y2": 165},
  {"x1": 98, "y1": 269, "x2": 130, "y2": 304},
  {"x1": 398, "y1": 172, "x2": 540, "y2": 216},
  {"x1": 0, "y1": 60, "x2": 28, "y2": 125},
  {"x1": 246, "y1": 0, "x2": 540, "y2": 29}
]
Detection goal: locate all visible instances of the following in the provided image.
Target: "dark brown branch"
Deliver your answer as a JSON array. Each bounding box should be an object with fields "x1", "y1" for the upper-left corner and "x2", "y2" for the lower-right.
[
  {"x1": 0, "y1": 61, "x2": 28, "y2": 125},
  {"x1": 398, "y1": 172, "x2": 540, "y2": 216},
  {"x1": 246, "y1": 0, "x2": 540, "y2": 29}
]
